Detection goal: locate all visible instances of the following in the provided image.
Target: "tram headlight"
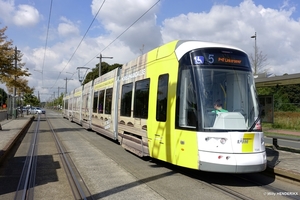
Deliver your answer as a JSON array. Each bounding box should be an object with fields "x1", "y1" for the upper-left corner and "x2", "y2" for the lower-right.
[{"x1": 220, "y1": 138, "x2": 227, "y2": 144}]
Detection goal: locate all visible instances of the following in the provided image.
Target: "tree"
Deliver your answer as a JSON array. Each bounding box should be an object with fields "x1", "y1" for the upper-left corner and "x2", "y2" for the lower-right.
[
  {"x1": 257, "y1": 83, "x2": 300, "y2": 111},
  {"x1": 249, "y1": 45, "x2": 268, "y2": 75},
  {"x1": 0, "y1": 26, "x2": 31, "y2": 90},
  {"x1": 22, "y1": 92, "x2": 40, "y2": 106},
  {"x1": 83, "y1": 62, "x2": 122, "y2": 85},
  {"x1": 0, "y1": 87, "x2": 8, "y2": 106},
  {"x1": 6, "y1": 77, "x2": 34, "y2": 95}
]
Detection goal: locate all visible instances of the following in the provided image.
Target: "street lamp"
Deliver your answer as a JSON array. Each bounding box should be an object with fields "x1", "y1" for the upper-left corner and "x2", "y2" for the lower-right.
[
  {"x1": 251, "y1": 32, "x2": 257, "y2": 74},
  {"x1": 97, "y1": 54, "x2": 113, "y2": 77},
  {"x1": 76, "y1": 67, "x2": 90, "y2": 85}
]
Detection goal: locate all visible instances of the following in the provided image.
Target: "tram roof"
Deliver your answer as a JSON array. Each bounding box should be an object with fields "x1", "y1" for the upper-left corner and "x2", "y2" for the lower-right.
[
  {"x1": 255, "y1": 73, "x2": 300, "y2": 87},
  {"x1": 175, "y1": 40, "x2": 245, "y2": 60}
]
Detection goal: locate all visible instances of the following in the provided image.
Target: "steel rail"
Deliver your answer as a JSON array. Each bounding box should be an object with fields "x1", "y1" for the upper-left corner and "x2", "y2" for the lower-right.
[
  {"x1": 46, "y1": 116, "x2": 93, "y2": 200},
  {"x1": 170, "y1": 165, "x2": 255, "y2": 200},
  {"x1": 232, "y1": 174, "x2": 300, "y2": 200},
  {"x1": 14, "y1": 115, "x2": 40, "y2": 200}
]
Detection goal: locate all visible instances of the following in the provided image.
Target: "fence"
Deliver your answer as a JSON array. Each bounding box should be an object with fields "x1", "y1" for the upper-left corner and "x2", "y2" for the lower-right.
[{"x1": 0, "y1": 110, "x2": 7, "y2": 121}]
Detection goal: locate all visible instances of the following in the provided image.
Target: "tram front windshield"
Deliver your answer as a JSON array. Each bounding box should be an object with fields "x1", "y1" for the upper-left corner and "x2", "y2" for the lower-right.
[{"x1": 176, "y1": 48, "x2": 260, "y2": 131}]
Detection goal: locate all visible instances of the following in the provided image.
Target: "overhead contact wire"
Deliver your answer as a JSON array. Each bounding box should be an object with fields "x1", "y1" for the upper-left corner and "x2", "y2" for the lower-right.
[
  {"x1": 41, "y1": 0, "x2": 53, "y2": 87},
  {"x1": 50, "y1": 0, "x2": 106, "y2": 89},
  {"x1": 83, "y1": 0, "x2": 161, "y2": 67}
]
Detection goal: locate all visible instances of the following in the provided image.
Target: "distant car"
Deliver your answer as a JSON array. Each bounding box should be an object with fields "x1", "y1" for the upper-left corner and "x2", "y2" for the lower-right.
[
  {"x1": 29, "y1": 107, "x2": 46, "y2": 114},
  {"x1": 28, "y1": 107, "x2": 36, "y2": 114},
  {"x1": 17, "y1": 106, "x2": 29, "y2": 113}
]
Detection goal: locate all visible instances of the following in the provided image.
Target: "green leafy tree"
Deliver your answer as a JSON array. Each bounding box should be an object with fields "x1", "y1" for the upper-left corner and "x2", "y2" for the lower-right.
[
  {"x1": 280, "y1": 84, "x2": 300, "y2": 104},
  {"x1": 0, "y1": 87, "x2": 8, "y2": 106},
  {"x1": 22, "y1": 93, "x2": 40, "y2": 106},
  {"x1": 83, "y1": 62, "x2": 122, "y2": 84},
  {"x1": 54, "y1": 93, "x2": 64, "y2": 109},
  {"x1": 257, "y1": 84, "x2": 300, "y2": 111},
  {"x1": 6, "y1": 77, "x2": 34, "y2": 95},
  {"x1": 0, "y1": 26, "x2": 31, "y2": 90},
  {"x1": 83, "y1": 67, "x2": 98, "y2": 84}
]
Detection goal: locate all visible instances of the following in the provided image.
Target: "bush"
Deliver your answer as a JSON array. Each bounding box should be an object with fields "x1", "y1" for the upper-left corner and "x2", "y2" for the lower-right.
[{"x1": 271, "y1": 112, "x2": 300, "y2": 130}]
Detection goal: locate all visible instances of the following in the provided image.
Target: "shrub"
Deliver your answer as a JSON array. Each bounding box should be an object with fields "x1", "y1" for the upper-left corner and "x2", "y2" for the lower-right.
[{"x1": 271, "y1": 112, "x2": 300, "y2": 130}]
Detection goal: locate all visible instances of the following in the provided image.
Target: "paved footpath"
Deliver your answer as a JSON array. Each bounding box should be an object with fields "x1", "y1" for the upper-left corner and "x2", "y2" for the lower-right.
[
  {"x1": 263, "y1": 128, "x2": 300, "y2": 181},
  {"x1": 0, "y1": 115, "x2": 300, "y2": 182},
  {"x1": 0, "y1": 115, "x2": 33, "y2": 162}
]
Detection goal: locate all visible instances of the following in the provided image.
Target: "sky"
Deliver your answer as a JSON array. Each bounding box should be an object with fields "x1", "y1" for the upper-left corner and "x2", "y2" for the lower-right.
[{"x1": 0, "y1": 0, "x2": 300, "y2": 102}]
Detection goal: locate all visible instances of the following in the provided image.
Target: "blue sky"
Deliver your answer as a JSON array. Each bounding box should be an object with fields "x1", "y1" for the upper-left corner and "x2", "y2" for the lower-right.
[{"x1": 1, "y1": 0, "x2": 300, "y2": 102}]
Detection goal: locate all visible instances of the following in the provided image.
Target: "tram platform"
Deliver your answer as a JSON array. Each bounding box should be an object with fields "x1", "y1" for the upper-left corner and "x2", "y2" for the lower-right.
[
  {"x1": 0, "y1": 114, "x2": 299, "y2": 182},
  {"x1": 0, "y1": 114, "x2": 33, "y2": 164}
]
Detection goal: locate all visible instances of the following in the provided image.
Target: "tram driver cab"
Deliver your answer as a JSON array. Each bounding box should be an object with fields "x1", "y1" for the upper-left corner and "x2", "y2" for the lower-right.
[
  {"x1": 188, "y1": 48, "x2": 260, "y2": 131},
  {"x1": 202, "y1": 67, "x2": 259, "y2": 131}
]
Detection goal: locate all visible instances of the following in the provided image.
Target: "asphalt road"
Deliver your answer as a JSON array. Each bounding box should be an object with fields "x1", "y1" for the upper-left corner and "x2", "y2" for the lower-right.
[{"x1": 265, "y1": 137, "x2": 300, "y2": 150}]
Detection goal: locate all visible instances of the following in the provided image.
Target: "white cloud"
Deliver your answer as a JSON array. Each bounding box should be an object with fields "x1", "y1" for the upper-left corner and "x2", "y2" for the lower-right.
[
  {"x1": 13, "y1": 4, "x2": 40, "y2": 26},
  {"x1": 91, "y1": 0, "x2": 162, "y2": 54},
  {"x1": 0, "y1": 1, "x2": 40, "y2": 27},
  {"x1": 15, "y1": 0, "x2": 300, "y2": 99},
  {"x1": 0, "y1": 0, "x2": 15, "y2": 24},
  {"x1": 161, "y1": 0, "x2": 300, "y2": 75},
  {"x1": 57, "y1": 16, "x2": 80, "y2": 38}
]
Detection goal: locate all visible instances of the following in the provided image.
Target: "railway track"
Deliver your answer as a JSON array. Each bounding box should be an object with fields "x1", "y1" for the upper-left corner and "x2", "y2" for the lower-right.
[
  {"x1": 1, "y1": 110, "x2": 299, "y2": 199},
  {"x1": 172, "y1": 165, "x2": 300, "y2": 200},
  {"x1": 14, "y1": 114, "x2": 93, "y2": 200}
]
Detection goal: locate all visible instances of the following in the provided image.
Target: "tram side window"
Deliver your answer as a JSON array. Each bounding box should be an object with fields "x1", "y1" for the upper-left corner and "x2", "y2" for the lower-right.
[
  {"x1": 99, "y1": 90, "x2": 104, "y2": 113},
  {"x1": 121, "y1": 83, "x2": 133, "y2": 117},
  {"x1": 176, "y1": 67, "x2": 198, "y2": 129},
  {"x1": 69, "y1": 100, "x2": 72, "y2": 110},
  {"x1": 82, "y1": 94, "x2": 87, "y2": 111},
  {"x1": 86, "y1": 94, "x2": 90, "y2": 110},
  {"x1": 156, "y1": 74, "x2": 169, "y2": 122},
  {"x1": 93, "y1": 91, "x2": 98, "y2": 113},
  {"x1": 133, "y1": 79, "x2": 150, "y2": 119},
  {"x1": 74, "y1": 97, "x2": 76, "y2": 110},
  {"x1": 65, "y1": 99, "x2": 68, "y2": 110},
  {"x1": 76, "y1": 97, "x2": 80, "y2": 111},
  {"x1": 105, "y1": 88, "x2": 113, "y2": 114}
]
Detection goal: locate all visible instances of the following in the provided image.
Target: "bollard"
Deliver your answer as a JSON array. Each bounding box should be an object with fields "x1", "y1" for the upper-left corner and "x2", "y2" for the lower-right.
[{"x1": 272, "y1": 138, "x2": 279, "y2": 149}]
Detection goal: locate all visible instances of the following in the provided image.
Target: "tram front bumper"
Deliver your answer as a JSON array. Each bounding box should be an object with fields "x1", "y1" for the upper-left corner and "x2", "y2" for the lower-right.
[{"x1": 198, "y1": 151, "x2": 267, "y2": 173}]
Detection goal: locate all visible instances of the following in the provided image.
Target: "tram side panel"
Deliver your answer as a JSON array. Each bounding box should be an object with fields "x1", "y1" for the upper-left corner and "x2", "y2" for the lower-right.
[
  {"x1": 67, "y1": 90, "x2": 75, "y2": 121},
  {"x1": 146, "y1": 41, "x2": 199, "y2": 169},
  {"x1": 62, "y1": 93, "x2": 70, "y2": 119},
  {"x1": 72, "y1": 85, "x2": 83, "y2": 125},
  {"x1": 118, "y1": 54, "x2": 149, "y2": 157},
  {"x1": 81, "y1": 80, "x2": 93, "y2": 129},
  {"x1": 117, "y1": 41, "x2": 199, "y2": 170},
  {"x1": 90, "y1": 68, "x2": 120, "y2": 140}
]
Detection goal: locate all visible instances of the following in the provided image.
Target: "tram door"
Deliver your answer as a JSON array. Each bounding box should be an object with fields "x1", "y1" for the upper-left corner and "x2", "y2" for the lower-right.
[{"x1": 150, "y1": 74, "x2": 172, "y2": 162}]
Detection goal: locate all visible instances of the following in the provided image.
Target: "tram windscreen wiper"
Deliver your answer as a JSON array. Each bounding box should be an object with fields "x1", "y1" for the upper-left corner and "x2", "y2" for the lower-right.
[
  {"x1": 248, "y1": 116, "x2": 260, "y2": 132},
  {"x1": 249, "y1": 103, "x2": 264, "y2": 132}
]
